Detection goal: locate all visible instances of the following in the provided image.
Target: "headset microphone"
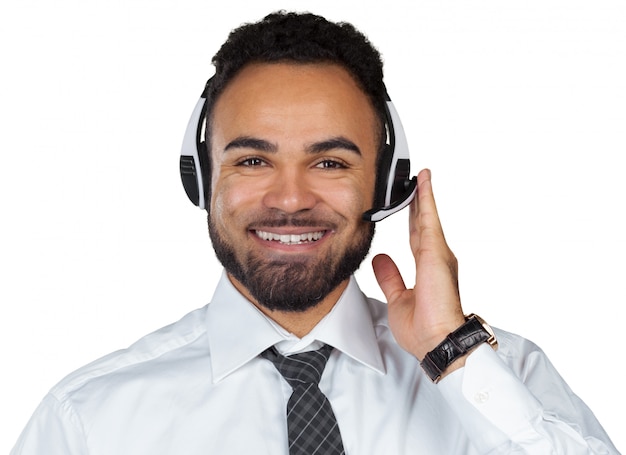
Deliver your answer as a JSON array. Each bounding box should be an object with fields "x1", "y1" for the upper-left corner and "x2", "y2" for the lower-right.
[{"x1": 180, "y1": 81, "x2": 416, "y2": 222}]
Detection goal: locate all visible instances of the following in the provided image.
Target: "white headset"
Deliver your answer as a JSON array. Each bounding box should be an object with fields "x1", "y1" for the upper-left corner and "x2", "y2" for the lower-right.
[{"x1": 180, "y1": 80, "x2": 416, "y2": 222}]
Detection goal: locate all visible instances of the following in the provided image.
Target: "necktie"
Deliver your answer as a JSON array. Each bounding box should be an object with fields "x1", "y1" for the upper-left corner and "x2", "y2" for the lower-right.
[{"x1": 260, "y1": 344, "x2": 346, "y2": 455}]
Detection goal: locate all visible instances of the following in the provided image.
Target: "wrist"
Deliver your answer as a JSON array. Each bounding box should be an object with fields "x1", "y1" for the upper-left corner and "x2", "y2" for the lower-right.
[
  {"x1": 415, "y1": 315, "x2": 466, "y2": 361},
  {"x1": 420, "y1": 314, "x2": 498, "y2": 383}
]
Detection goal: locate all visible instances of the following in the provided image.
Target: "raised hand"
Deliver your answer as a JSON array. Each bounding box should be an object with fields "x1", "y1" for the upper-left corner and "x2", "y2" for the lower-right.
[{"x1": 372, "y1": 169, "x2": 466, "y2": 364}]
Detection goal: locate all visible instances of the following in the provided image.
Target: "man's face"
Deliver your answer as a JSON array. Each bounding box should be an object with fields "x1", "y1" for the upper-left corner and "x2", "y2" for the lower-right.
[{"x1": 208, "y1": 62, "x2": 379, "y2": 313}]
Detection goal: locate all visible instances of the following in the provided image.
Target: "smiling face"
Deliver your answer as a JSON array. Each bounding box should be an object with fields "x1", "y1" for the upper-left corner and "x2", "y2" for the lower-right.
[{"x1": 208, "y1": 62, "x2": 380, "y2": 314}]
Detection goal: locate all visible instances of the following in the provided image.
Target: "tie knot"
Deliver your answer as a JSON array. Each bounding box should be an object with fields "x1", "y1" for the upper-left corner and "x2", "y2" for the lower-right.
[{"x1": 261, "y1": 344, "x2": 334, "y2": 388}]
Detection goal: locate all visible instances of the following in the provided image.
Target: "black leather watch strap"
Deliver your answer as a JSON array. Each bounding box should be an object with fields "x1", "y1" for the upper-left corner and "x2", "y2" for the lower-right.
[{"x1": 421, "y1": 314, "x2": 496, "y2": 383}]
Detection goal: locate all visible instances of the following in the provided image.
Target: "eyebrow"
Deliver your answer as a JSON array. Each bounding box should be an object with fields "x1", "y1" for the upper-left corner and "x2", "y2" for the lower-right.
[
  {"x1": 224, "y1": 137, "x2": 277, "y2": 153},
  {"x1": 306, "y1": 137, "x2": 362, "y2": 156},
  {"x1": 223, "y1": 136, "x2": 361, "y2": 156}
]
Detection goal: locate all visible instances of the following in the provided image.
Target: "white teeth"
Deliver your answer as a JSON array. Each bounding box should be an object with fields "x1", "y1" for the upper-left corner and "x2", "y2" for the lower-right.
[{"x1": 255, "y1": 230, "x2": 325, "y2": 245}]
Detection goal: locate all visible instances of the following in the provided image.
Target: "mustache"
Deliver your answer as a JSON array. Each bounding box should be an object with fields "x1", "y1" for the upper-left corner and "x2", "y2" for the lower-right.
[{"x1": 246, "y1": 213, "x2": 339, "y2": 230}]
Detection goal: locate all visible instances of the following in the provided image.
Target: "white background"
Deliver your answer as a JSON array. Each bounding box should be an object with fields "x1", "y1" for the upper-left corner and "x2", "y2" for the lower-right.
[{"x1": 1, "y1": 0, "x2": 624, "y2": 452}]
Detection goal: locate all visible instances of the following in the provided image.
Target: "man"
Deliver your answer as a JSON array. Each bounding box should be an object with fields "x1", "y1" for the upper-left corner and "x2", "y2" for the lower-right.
[{"x1": 12, "y1": 11, "x2": 619, "y2": 454}]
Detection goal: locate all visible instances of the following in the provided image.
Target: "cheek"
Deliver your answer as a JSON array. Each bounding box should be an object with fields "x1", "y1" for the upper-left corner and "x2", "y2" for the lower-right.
[
  {"x1": 210, "y1": 177, "x2": 256, "y2": 223},
  {"x1": 321, "y1": 176, "x2": 375, "y2": 218},
  {"x1": 364, "y1": 172, "x2": 377, "y2": 207}
]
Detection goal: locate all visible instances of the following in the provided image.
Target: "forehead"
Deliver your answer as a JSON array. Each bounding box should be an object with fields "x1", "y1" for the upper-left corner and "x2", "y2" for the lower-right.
[{"x1": 211, "y1": 62, "x2": 379, "y2": 148}]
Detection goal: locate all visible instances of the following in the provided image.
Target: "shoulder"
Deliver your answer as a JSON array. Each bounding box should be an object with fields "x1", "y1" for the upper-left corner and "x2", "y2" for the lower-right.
[{"x1": 49, "y1": 305, "x2": 210, "y2": 403}]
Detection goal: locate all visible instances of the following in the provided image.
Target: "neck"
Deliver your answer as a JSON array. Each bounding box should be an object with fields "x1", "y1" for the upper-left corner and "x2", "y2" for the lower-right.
[{"x1": 227, "y1": 274, "x2": 349, "y2": 338}]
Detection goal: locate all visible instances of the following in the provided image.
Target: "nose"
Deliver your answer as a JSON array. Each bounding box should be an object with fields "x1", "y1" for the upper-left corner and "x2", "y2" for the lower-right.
[{"x1": 262, "y1": 168, "x2": 317, "y2": 214}]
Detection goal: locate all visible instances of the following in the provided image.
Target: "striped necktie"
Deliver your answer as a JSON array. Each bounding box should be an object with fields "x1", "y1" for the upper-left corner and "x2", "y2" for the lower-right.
[{"x1": 260, "y1": 344, "x2": 345, "y2": 455}]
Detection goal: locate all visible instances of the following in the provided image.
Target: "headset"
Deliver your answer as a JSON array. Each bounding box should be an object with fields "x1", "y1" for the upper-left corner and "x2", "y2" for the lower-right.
[{"x1": 179, "y1": 79, "x2": 417, "y2": 222}]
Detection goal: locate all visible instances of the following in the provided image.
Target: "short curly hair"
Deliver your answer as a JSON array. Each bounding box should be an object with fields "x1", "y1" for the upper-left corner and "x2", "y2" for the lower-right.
[{"x1": 208, "y1": 11, "x2": 386, "y2": 127}]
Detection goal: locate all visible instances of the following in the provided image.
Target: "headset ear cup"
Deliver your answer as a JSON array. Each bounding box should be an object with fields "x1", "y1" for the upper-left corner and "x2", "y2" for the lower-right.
[
  {"x1": 362, "y1": 91, "x2": 416, "y2": 222},
  {"x1": 390, "y1": 158, "x2": 411, "y2": 204},
  {"x1": 180, "y1": 155, "x2": 201, "y2": 206},
  {"x1": 374, "y1": 144, "x2": 393, "y2": 208},
  {"x1": 180, "y1": 95, "x2": 209, "y2": 209}
]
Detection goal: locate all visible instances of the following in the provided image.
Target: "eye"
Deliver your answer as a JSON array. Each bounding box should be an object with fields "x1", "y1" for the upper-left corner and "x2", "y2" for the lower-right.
[
  {"x1": 315, "y1": 159, "x2": 347, "y2": 170},
  {"x1": 237, "y1": 157, "x2": 267, "y2": 167}
]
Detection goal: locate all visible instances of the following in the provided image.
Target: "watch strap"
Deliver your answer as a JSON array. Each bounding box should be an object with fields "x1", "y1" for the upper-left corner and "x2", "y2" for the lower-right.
[{"x1": 421, "y1": 315, "x2": 494, "y2": 383}]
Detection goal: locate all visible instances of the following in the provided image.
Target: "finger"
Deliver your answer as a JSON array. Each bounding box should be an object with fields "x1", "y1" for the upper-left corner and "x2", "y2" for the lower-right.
[
  {"x1": 410, "y1": 169, "x2": 446, "y2": 254},
  {"x1": 415, "y1": 168, "x2": 444, "y2": 230},
  {"x1": 372, "y1": 254, "x2": 407, "y2": 304}
]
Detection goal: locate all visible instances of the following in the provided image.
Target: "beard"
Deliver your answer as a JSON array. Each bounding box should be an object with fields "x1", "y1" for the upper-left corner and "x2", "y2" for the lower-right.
[{"x1": 208, "y1": 213, "x2": 374, "y2": 313}]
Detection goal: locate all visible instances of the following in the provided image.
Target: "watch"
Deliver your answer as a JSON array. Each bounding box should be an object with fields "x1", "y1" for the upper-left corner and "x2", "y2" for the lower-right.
[{"x1": 420, "y1": 313, "x2": 498, "y2": 383}]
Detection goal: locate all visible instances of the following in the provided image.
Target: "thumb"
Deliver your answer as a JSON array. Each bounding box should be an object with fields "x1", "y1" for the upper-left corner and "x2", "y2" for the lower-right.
[{"x1": 372, "y1": 254, "x2": 407, "y2": 304}]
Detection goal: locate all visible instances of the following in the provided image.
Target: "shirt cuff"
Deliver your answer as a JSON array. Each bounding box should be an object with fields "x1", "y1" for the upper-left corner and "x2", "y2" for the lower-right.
[{"x1": 437, "y1": 343, "x2": 543, "y2": 450}]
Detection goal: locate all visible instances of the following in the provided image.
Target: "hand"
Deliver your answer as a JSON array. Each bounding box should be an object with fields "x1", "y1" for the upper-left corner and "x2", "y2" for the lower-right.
[{"x1": 372, "y1": 169, "x2": 466, "y2": 362}]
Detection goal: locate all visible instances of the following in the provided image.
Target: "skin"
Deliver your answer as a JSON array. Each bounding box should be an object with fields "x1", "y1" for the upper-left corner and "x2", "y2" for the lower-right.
[
  {"x1": 373, "y1": 169, "x2": 467, "y2": 371},
  {"x1": 210, "y1": 62, "x2": 467, "y2": 375}
]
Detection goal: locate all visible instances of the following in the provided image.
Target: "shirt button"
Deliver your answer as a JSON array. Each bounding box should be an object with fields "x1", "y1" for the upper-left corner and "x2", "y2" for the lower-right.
[{"x1": 474, "y1": 391, "x2": 490, "y2": 404}]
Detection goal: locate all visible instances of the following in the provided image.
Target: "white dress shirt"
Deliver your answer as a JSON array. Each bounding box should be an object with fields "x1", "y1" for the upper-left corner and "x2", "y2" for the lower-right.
[{"x1": 12, "y1": 272, "x2": 618, "y2": 454}]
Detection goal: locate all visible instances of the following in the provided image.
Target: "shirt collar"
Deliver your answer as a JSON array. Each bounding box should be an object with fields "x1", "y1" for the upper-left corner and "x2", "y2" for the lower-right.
[{"x1": 206, "y1": 271, "x2": 385, "y2": 383}]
